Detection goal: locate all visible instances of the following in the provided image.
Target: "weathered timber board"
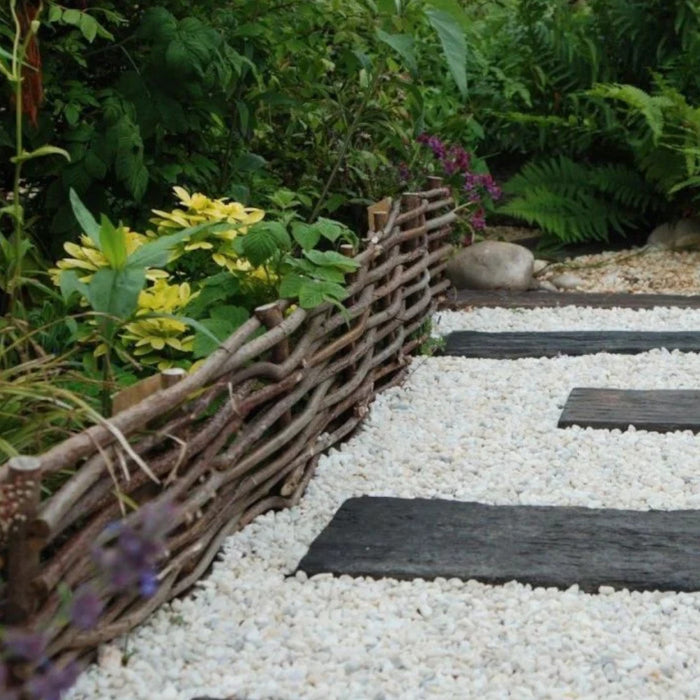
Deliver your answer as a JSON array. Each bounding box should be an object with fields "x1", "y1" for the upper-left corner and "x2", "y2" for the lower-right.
[
  {"x1": 442, "y1": 330, "x2": 700, "y2": 359},
  {"x1": 298, "y1": 497, "x2": 700, "y2": 592},
  {"x1": 448, "y1": 290, "x2": 700, "y2": 310},
  {"x1": 559, "y1": 388, "x2": 700, "y2": 433}
]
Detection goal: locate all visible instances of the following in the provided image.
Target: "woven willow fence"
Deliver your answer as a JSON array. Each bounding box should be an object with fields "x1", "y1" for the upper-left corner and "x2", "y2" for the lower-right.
[{"x1": 0, "y1": 179, "x2": 456, "y2": 663}]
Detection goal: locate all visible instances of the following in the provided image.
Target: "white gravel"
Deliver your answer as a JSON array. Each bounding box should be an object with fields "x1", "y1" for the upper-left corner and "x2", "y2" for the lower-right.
[
  {"x1": 434, "y1": 306, "x2": 700, "y2": 334},
  {"x1": 69, "y1": 307, "x2": 700, "y2": 700}
]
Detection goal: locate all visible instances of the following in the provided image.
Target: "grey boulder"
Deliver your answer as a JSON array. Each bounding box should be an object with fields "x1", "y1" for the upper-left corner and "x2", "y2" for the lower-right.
[
  {"x1": 648, "y1": 218, "x2": 700, "y2": 250},
  {"x1": 446, "y1": 241, "x2": 534, "y2": 291}
]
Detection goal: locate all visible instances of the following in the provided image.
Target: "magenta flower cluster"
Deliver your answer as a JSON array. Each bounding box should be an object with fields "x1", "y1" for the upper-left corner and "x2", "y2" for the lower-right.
[
  {"x1": 1, "y1": 500, "x2": 178, "y2": 700},
  {"x1": 414, "y1": 133, "x2": 502, "y2": 233}
]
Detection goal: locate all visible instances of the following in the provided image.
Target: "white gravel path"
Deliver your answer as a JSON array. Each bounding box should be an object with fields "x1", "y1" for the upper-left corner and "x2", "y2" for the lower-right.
[{"x1": 69, "y1": 307, "x2": 700, "y2": 700}]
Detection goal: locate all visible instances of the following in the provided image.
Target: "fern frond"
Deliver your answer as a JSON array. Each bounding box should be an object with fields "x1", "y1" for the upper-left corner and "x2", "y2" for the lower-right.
[
  {"x1": 588, "y1": 163, "x2": 659, "y2": 210},
  {"x1": 499, "y1": 156, "x2": 656, "y2": 243},
  {"x1": 499, "y1": 187, "x2": 619, "y2": 243},
  {"x1": 589, "y1": 83, "x2": 673, "y2": 143}
]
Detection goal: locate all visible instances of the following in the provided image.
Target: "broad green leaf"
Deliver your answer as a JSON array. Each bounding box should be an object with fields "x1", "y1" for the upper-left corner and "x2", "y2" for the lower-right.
[
  {"x1": 426, "y1": 0, "x2": 470, "y2": 29},
  {"x1": 376, "y1": 30, "x2": 417, "y2": 75},
  {"x1": 210, "y1": 305, "x2": 250, "y2": 324},
  {"x1": 48, "y1": 5, "x2": 63, "y2": 23},
  {"x1": 309, "y1": 266, "x2": 346, "y2": 283},
  {"x1": 303, "y1": 249, "x2": 360, "y2": 271},
  {"x1": 127, "y1": 222, "x2": 224, "y2": 268},
  {"x1": 236, "y1": 224, "x2": 282, "y2": 266},
  {"x1": 261, "y1": 221, "x2": 292, "y2": 250},
  {"x1": 298, "y1": 280, "x2": 347, "y2": 309},
  {"x1": 279, "y1": 273, "x2": 305, "y2": 298},
  {"x1": 291, "y1": 222, "x2": 321, "y2": 250},
  {"x1": 184, "y1": 274, "x2": 241, "y2": 319},
  {"x1": 58, "y1": 270, "x2": 90, "y2": 304},
  {"x1": 69, "y1": 188, "x2": 101, "y2": 246},
  {"x1": 99, "y1": 215, "x2": 128, "y2": 269},
  {"x1": 62, "y1": 9, "x2": 82, "y2": 25},
  {"x1": 191, "y1": 307, "x2": 249, "y2": 358},
  {"x1": 11, "y1": 145, "x2": 71, "y2": 164},
  {"x1": 192, "y1": 318, "x2": 233, "y2": 358},
  {"x1": 426, "y1": 8, "x2": 468, "y2": 97},
  {"x1": 86, "y1": 267, "x2": 146, "y2": 319},
  {"x1": 297, "y1": 281, "x2": 327, "y2": 309},
  {"x1": 79, "y1": 13, "x2": 98, "y2": 42}
]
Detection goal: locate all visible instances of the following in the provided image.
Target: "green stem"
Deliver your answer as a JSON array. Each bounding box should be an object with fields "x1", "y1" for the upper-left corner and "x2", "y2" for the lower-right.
[
  {"x1": 7, "y1": 0, "x2": 42, "y2": 317},
  {"x1": 101, "y1": 350, "x2": 113, "y2": 417},
  {"x1": 308, "y1": 67, "x2": 383, "y2": 223}
]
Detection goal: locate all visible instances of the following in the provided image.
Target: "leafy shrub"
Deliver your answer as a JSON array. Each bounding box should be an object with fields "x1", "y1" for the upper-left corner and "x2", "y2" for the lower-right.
[
  {"x1": 54, "y1": 188, "x2": 360, "y2": 384},
  {"x1": 457, "y1": 0, "x2": 700, "y2": 242}
]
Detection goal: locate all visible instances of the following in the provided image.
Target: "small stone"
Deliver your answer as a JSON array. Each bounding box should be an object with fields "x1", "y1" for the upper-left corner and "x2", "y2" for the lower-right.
[
  {"x1": 446, "y1": 241, "x2": 534, "y2": 291},
  {"x1": 648, "y1": 218, "x2": 700, "y2": 250},
  {"x1": 97, "y1": 643, "x2": 123, "y2": 672},
  {"x1": 537, "y1": 280, "x2": 559, "y2": 292},
  {"x1": 598, "y1": 585, "x2": 615, "y2": 595},
  {"x1": 660, "y1": 597, "x2": 676, "y2": 613},
  {"x1": 601, "y1": 659, "x2": 620, "y2": 682},
  {"x1": 533, "y1": 259, "x2": 549, "y2": 275},
  {"x1": 550, "y1": 272, "x2": 585, "y2": 290}
]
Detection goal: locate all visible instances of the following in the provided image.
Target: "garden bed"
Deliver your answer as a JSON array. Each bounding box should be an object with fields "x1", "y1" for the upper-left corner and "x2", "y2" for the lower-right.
[{"x1": 0, "y1": 181, "x2": 456, "y2": 667}]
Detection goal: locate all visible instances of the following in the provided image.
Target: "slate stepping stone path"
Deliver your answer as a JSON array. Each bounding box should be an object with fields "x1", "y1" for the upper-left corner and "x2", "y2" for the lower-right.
[
  {"x1": 442, "y1": 329, "x2": 700, "y2": 359},
  {"x1": 298, "y1": 496, "x2": 700, "y2": 593},
  {"x1": 299, "y1": 313, "x2": 700, "y2": 598},
  {"x1": 559, "y1": 388, "x2": 700, "y2": 433}
]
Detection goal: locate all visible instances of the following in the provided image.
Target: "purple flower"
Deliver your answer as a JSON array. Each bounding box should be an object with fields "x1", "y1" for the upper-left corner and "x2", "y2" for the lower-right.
[
  {"x1": 464, "y1": 173, "x2": 478, "y2": 192},
  {"x1": 481, "y1": 174, "x2": 502, "y2": 200},
  {"x1": 139, "y1": 572, "x2": 158, "y2": 598},
  {"x1": 417, "y1": 133, "x2": 447, "y2": 160},
  {"x1": 397, "y1": 162, "x2": 411, "y2": 182},
  {"x1": 25, "y1": 662, "x2": 79, "y2": 700},
  {"x1": 69, "y1": 586, "x2": 104, "y2": 631},
  {"x1": 470, "y1": 208, "x2": 486, "y2": 231},
  {"x1": 92, "y1": 500, "x2": 177, "y2": 598},
  {"x1": 2, "y1": 630, "x2": 47, "y2": 665}
]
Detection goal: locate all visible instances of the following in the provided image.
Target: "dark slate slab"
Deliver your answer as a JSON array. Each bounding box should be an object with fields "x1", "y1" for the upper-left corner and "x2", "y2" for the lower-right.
[
  {"x1": 442, "y1": 330, "x2": 700, "y2": 359},
  {"x1": 449, "y1": 289, "x2": 700, "y2": 310},
  {"x1": 298, "y1": 497, "x2": 700, "y2": 592},
  {"x1": 558, "y1": 388, "x2": 700, "y2": 433}
]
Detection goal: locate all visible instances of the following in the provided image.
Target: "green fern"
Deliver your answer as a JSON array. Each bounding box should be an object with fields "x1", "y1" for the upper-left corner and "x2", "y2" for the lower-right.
[
  {"x1": 589, "y1": 83, "x2": 673, "y2": 143},
  {"x1": 499, "y1": 156, "x2": 657, "y2": 243}
]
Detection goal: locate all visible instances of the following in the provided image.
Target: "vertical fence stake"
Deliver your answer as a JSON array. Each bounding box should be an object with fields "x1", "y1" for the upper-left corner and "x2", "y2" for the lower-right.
[
  {"x1": 255, "y1": 302, "x2": 292, "y2": 427},
  {"x1": 4, "y1": 455, "x2": 42, "y2": 624}
]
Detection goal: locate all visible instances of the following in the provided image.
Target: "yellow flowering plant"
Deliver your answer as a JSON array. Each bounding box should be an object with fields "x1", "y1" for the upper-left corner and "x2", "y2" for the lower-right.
[
  {"x1": 150, "y1": 187, "x2": 265, "y2": 270},
  {"x1": 54, "y1": 186, "x2": 362, "y2": 411}
]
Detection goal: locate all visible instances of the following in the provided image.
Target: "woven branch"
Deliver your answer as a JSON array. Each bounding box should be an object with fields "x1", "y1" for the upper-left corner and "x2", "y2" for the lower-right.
[{"x1": 0, "y1": 181, "x2": 457, "y2": 662}]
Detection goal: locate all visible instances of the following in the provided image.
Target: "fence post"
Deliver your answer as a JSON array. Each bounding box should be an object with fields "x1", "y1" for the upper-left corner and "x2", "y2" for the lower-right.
[
  {"x1": 4, "y1": 455, "x2": 42, "y2": 624},
  {"x1": 255, "y1": 302, "x2": 292, "y2": 427}
]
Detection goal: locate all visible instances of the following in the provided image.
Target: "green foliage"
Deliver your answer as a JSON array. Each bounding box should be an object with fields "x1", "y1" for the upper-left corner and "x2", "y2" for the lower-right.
[
  {"x1": 500, "y1": 156, "x2": 658, "y2": 243},
  {"x1": 458, "y1": 0, "x2": 700, "y2": 242}
]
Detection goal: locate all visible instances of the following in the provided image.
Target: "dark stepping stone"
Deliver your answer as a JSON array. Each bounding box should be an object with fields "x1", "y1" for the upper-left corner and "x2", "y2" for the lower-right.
[
  {"x1": 298, "y1": 496, "x2": 700, "y2": 592},
  {"x1": 442, "y1": 330, "x2": 700, "y2": 359},
  {"x1": 450, "y1": 289, "x2": 700, "y2": 310},
  {"x1": 559, "y1": 388, "x2": 700, "y2": 433}
]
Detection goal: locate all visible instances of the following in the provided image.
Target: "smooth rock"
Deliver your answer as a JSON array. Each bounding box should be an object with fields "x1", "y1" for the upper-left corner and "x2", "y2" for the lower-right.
[
  {"x1": 648, "y1": 218, "x2": 700, "y2": 250},
  {"x1": 537, "y1": 280, "x2": 559, "y2": 292},
  {"x1": 533, "y1": 259, "x2": 549, "y2": 275},
  {"x1": 446, "y1": 241, "x2": 534, "y2": 291},
  {"x1": 97, "y1": 644, "x2": 123, "y2": 672},
  {"x1": 550, "y1": 272, "x2": 584, "y2": 290}
]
